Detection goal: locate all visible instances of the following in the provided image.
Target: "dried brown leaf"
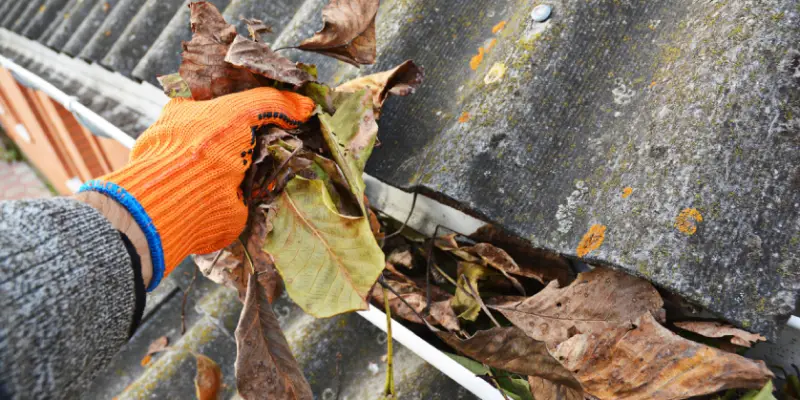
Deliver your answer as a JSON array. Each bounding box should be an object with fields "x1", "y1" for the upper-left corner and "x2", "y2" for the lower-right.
[
  {"x1": 179, "y1": 2, "x2": 259, "y2": 100},
  {"x1": 439, "y1": 327, "x2": 581, "y2": 391},
  {"x1": 298, "y1": 0, "x2": 379, "y2": 66},
  {"x1": 194, "y1": 242, "x2": 248, "y2": 299},
  {"x1": 470, "y1": 224, "x2": 575, "y2": 286},
  {"x1": 225, "y1": 35, "x2": 315, "y2": 86},
  {"x1": 146, "y1": 336, "x2": 169, "y2": 356},
  {"x1": 335, "y1": 60, "x2": 424, "y2": 117},
  {"x1": 528, "y1": 376, "x2": 584, "y2": 400},
  {"x1": 371, "y1": 278, "x2": 459, "y2": 331},
  {"x1": 194, "y1": 354, "x2": 222, "y2": 400},
  {"x1": 463, "y1": 243, "x2": 526, "y2": 295},
  {"x1": 387, "y1": 248, "x2": 413, "y2": 269},
  {"x1": 236, "y1": 274, "x2": 313, "y2": 400},
  {"x1": 491, "y1": 268, "x2": 663, "y2": 345},
  {"x1": 241, "y1": 17, "x2": 272, "y2": 42},
  {"x1": 674, "y1": 321, "x2": 767, "y2": 348},
  {"x1": 551, "y1": 313, "x2": 774, "y2": 399}
]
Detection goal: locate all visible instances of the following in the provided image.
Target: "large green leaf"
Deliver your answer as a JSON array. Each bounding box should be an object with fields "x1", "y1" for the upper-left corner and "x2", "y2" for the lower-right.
[
  {"x1": 317, "y1": 89, "x2": 378, "y2": 214},
  {"x1": 263, "y1": 177, "x2": 384, "y2": 317}
]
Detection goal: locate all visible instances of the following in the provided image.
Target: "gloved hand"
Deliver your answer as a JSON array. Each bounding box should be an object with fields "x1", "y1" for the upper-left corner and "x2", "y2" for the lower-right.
[{"x1": 80, "y1": 87, "x2": 315, "y2": 290}]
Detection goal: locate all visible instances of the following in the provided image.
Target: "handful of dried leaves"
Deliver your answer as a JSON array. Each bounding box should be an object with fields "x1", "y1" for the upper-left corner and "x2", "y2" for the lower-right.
[{"x1": 156, "y1": 2, "x2": 778, "y2": 399}]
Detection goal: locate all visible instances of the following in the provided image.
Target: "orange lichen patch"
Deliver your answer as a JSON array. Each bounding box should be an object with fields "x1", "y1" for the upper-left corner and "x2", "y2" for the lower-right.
[
  {"x1": 38, "y1": 5, "x2": 46, "y2": 13},
  {"x1": 140, "y1": 354, "x2": 152, "y2": 367},
  {"x1": 103, "y1": 2, "x2": 111, "y2": 13},
  {"x1": 577, "y1": 224, "x2": 606, "y2": 257},
  {"x1": 649, "y1": 81, "x2": 657, "y2": 88},
  {"x1": 486, "y1": 38, "x2": 498, "y2": 51},
  {"x1": 622, "y1": 187, "x2": 633, "y2": 198},
  {"x1": 492, "y1": 20, "x2": 507, "y2": 34},
  {"x1": 675, "y1": 208, "x2": 703, "y2": 235},
  {"x1": 470, "y1": 47, "x2": 486, "y2": 70},
  {"x1": 458, "y1": 112, "x2": 470, "y2": 123}
]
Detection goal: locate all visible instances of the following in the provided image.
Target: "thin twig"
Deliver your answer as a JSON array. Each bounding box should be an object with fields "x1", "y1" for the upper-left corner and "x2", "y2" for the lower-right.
[
  {"x1": 382, "y1": 286, "x2": 396, "y2": 398},
  {"x1": 263, "y1": 145, "x2": 301, "y2": 193},
  {"x1": 181, "y1": 265, "x2": 199, "y2": 335},
  {"x1": 432, "y1": 262, "x2": 458, "y2": 287},
  {"x1": 486, "y1": 368, "x2": 511, "y2": 400},
  {"x1": 377, "y1": 275, "x2": 440, "y2": 332},
  {"x1": 273, "y1": 46, "x2": 297, "y2": 52},
  {"x1": 462, "y1": 274, "x2": 502, "y2": 329},
  {"x1": 381, "y1": 192, "x2": 418, "y2": 245},
  {"x1": 240, "y1": 238, "x2": 255, "y2": 274}
]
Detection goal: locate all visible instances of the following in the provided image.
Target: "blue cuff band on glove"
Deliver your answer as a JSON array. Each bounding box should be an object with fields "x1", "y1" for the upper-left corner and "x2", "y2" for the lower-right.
[{"x1": 79, "y1": 180, "x2": 165, "y2": 292}]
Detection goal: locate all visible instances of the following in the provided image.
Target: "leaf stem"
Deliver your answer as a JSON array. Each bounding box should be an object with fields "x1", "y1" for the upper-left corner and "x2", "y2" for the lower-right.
[
  {"x1": 381, "y1": 192, "x2": 418, "y2": 245},
  {"x1": 263, "y1": 145, "x2": 301, "y2": 194},
  {"x1": 382, "y1": 286, "x2": 396, "y2": 398},
  {"x1": 486, "y1": 368, "x2": 511, "y2": 400},
  {"x1": 432, "y1": 262, "x2": 458, "y2": 287},
  {"x1": 378, "y1": 276, "x2": 440, "y2": 332},
  {"x1": 462, "y1": 275, "x2": 501, "y2": 329},
  {"x1": 240, "y1": 238, "x2": 255, "y2": 275}
]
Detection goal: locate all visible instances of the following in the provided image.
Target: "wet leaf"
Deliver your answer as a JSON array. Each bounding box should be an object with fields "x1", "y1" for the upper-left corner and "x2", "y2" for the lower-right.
[
  {"x1": 451, "y1": 261, "x2": 493, "y2": 321},
  {"x1": 491, "y1": 267, "x2": 663, "y2": 345},
  {"x1": 527, "y1": 377, "x2": 584, "y2": 400},
  {"x1": 551, "y1": 313, "x2": 774, "y2": 399},
  {"x1": 371, "y1": 277, "x2": 459, "y2": 331},
  {"x1": 146, "y1": 336, "x2": 169, "y2": 356},
  {"x1": 225, "y1": 35, "x2": 315, "y2": 87},
  {"x1": 156, "y1": 73, "x2": 192, "y2": 98},
  {"x1": 179, "y1": 2, "x2": 259, "y2": 100},
  {"x1": 263, "y1": 177, "x2": 384, "y2": 317},
  {"x1": 318, "y1": 90, "x2": 378, "y2": 213},
  {"x1": 194, "y1": 354, "x2": 222, "y2": 400},
  {"x1": 741, "y1": 381, "x2": 777, "y2": 400},
  {"x1": 674, "y1": 321, "x2": 767, "y2": 348},
  {"x1": 241, "y1": 17, "x2": 272, "y2": 42},
  {"x1": 438, "y1": 327, "x2": 581, "y2": 390},
  {"x1": 298, "y1": 0, "x2": 379, "y2": 66},
  {"x1": 235, "y1": 274, "x2": 313, "y2": 400},
  {"x1": 335, "y1": 60, "x2": 424, "y2": 117}
]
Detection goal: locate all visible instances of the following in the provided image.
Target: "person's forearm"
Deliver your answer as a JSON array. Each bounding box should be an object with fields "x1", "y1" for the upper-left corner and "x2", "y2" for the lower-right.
[
  {"x1": 74, "y1": 191, "x2": 153, "y2": 287},
  {"x1": 0, "y1": 198, "x2": 142, "y2": 399}
]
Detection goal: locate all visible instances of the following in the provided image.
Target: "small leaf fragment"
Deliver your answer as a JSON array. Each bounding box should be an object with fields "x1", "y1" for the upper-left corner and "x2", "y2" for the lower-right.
[
  {"x1": 451, "y1": 261, "x2": 492, "y2": 321},
  {"x1": 298, "y1": 0, "x2": 379, "y2": 66},
  {"x1": 156, "y1": 73, "x2": 192, "y2": 98},
  {"x1": 741, "y1": 381, "x2": 777, "y2": 400},
  {"x1": 225, "y1": 35, "x2": 315, "y2": 86},
  {"x1": 674, "y1": 321, "x2": 767, "y2": 348},
  {"x1": 146, "y1": 336, "x2": 169, "y2": 356},
  {"x1": 241, "y1": 17, "x2": 272, "y2": 42},
  {"x1": 194, "y1": 354, "x2": 222, "y2": 400},
  {"x1": 527, "y1": 377, "x2": 583, "y2": 400}
]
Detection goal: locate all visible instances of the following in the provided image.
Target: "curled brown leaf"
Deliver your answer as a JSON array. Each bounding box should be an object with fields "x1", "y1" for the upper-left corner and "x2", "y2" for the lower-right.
[
  {"x1": 298, "y1": 0, "x2": 379, "y2": 66},
  {"x1": 225, "y1": 35, "x2": 315, "y2": 86},
  {"x1": 194, "y1": 354, "x2": 222, "y2": 400},
  {"x1": 371, "y1": 277, "x2": 459, "y2": 331},
  {"x1": 551, "y1": 313, "x2": 773, "y2": 399},
  {"x1": 335, "y1": 60, "x2": 424, "y2": 117},
  {"x1": 674, "y1": 321, "x2": 767, "y2": 348}
]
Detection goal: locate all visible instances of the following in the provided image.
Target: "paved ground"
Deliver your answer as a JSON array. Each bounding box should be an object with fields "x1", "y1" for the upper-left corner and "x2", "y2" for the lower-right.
[{"x1": 0, "y1": 160, "x2": 53, "y2": 200}]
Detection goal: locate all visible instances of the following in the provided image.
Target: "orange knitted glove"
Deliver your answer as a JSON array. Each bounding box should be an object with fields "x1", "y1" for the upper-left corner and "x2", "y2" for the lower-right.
[{"x1": 80, "y1": 87, "x2": 315, "y2": 290}]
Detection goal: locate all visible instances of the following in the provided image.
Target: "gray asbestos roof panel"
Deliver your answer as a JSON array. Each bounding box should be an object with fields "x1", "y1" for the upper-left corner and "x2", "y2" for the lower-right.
[
  {"x1": 61, "y1": 0, "x2": 115, "y2": 56},
  {"x1": 44, "y1": 0, "x2": 102, "y2": 49},
  {"x1": 100, "y1": 0, "x2": 185, "y2": 78},
  {"x1": 77, "y1": 0, "x2": 149, "y2": 62},
  {"x1": 21, "y1": 0, "x2": 71, "y2": 39},
  {"x1": 1, "y1": 2, "x2": 28, "y2": 29},
  {"x1": 10, "y1": 0, "x2": 47, "y2": 33}
]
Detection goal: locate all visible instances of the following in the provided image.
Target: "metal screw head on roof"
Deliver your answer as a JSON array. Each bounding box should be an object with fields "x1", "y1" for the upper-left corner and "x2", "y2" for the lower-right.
[{"x1": 531, "y1": 5, "x2": 552, "y2": 22}]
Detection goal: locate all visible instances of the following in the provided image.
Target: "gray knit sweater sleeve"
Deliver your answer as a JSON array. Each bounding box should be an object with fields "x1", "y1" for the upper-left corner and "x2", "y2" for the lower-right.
[{"x1": 0, "y1": 198, "x2": 138, "y2": 399}]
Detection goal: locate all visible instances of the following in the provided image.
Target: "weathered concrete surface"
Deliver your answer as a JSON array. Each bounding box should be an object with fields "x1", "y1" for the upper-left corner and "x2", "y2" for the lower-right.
[{"x1": 365, "y1": 0, "x2": 800, "y2": 338}]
